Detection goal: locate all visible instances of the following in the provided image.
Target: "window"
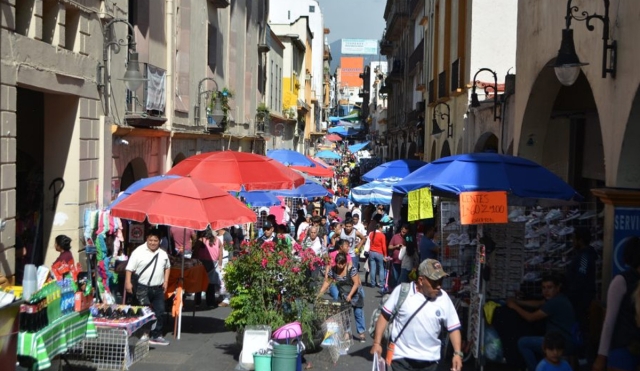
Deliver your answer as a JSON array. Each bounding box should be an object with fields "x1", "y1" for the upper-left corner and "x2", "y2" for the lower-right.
[
  {"x1": 208, "y1": 24, "x2": 217, "y2": 70},
  {"x1": 438, "y1": 71, "x2": 446, "y2": 99},
  {"x1": 451, "y1": 59, "x2": 460, "y2": 92},
  {"x1": 309, "y1": 5, "x2": 315, "y2": 13}
]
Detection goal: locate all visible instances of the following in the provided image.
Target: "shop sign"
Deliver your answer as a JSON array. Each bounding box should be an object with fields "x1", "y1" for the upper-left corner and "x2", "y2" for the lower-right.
[
  {"x1": 407, "y1": 188, "x2": 433, "y2": 222},
  {"x1": 129, "y1": 223, "x2": 145, "y2": 243},
  {"x1": 459, "y1": 191, "x2": 508, "y2": 225},
  {"x1": 613, "y1": 207, "x2": 640, "y2": 275}
]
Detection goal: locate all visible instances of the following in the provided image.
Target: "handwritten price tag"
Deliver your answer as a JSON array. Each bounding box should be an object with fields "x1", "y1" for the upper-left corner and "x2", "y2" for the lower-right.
[{"x1": 459, "y1": 191, "x2": 508, "y2": 225}]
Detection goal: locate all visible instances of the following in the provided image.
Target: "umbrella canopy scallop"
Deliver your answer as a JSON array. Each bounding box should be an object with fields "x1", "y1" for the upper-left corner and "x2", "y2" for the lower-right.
[
  {"x1": 362, "y1": 159, "x2": 427, "y2": 182},
  {"x1": 167, "y1": 151, "x2": 305, "y2": 192},
  {"x1": 110, "y1": 177, "x2": 256, "y2": 230},
  {"x1": 267, "y1": 149, "x2": 316, "y2": 167}
]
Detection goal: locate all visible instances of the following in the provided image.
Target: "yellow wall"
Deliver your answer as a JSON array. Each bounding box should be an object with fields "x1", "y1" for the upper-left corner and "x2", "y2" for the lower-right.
[{"x1": 282, "y1": 76, "x2": 300, "y2": 112}]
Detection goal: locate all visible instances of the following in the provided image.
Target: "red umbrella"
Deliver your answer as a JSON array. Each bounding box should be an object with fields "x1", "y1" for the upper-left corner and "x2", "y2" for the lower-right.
[
  {"x1": 109, "y1": 177, "x2": 256, "y2": 230},
  {"x1": 166, "y1": 151, "x2": 305, "y2": 192},
  {"x1": 325, "y1": 134, "x2": 342, "y2": 142},
  {"x1": 291, "y1": 156, "x2": 334, "y2": 177}
]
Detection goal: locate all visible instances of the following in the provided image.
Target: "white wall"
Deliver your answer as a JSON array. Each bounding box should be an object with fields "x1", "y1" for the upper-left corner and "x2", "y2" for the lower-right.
[{"x1": 470, "y1": 0, "x2": 517, "y2": 88}]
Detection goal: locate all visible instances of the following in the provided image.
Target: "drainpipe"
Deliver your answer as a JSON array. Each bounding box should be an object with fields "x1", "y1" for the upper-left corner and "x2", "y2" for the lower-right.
[{"x1": 164, "y1": 0, "x2": 175, "y2": 172}]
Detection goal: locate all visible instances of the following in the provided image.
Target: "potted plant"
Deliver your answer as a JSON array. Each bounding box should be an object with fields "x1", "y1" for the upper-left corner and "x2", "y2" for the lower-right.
[
  {"x1": 208, "y1": 87, "x2": 234, "y2": 125},
  {"x1": 224, "y1": 238, "x2": 327, "y2": 348}
]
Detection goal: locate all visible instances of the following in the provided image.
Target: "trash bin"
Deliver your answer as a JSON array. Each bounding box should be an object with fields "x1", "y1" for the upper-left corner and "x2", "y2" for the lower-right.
[{"x1": 0, "y1": 300, "x2": 22, "y2": 371}]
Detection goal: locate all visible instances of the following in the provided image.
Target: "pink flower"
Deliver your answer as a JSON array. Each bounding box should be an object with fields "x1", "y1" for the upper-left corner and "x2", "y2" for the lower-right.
[
  {"x1": 278, "y1": 257, "x2": 288, "y2": 266},
  {"x1": 293, "y1": 243, "x2": 302, "y2": 252},
  {"x1": 261, "y1": 258, "x2": 268, "y2": 268},
  {"x1": 261, "y1": 241, "x2": 275, "y2": 251},
  {"x1": 277, "y1": 233, "x2": 285, "y2": 239},
  {"x1": 292, "y1": 267, "x2": 301, "y2": 273}
]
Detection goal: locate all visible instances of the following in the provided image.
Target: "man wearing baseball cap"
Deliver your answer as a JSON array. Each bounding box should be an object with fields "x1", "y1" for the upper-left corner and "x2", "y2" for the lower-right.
[{"x1": 370, "y1": 259, "x2": 463, "y2": 371}]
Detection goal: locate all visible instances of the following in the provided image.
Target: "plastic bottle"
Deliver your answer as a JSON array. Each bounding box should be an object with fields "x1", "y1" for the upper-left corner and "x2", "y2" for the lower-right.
[{"x1": 23, "y1": 264, "x2": 38, "y2": 301}]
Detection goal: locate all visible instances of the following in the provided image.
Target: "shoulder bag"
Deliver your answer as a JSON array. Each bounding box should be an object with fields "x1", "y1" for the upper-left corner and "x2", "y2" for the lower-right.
[
  {"x1": 385, "y1": 298, "x2": 429, "y2": 365},
  {"x1": 131, "y1": 253, "x2": 159, "y2": 293}
]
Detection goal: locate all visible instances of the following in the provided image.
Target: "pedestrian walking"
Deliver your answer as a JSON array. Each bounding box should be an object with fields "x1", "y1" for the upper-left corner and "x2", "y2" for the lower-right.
[
  {"x1": 370, "y1": 259, "x2": 463, "y2": 371},
  {"x1": 125, "y1": 228, "x2": 171, "y2": 346}
]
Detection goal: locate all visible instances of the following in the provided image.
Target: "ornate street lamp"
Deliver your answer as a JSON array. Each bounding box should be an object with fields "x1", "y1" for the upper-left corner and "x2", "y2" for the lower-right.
[
  {"x1": 194, "y1": 78, "x2": 225, "y2": 131},
  {"x1": 470, "y1": 68, "x2": 501, "y2": 122},
  {"x1": 98, "y1": 19, "x2": 147, "y2": 116},
  {"x1": 431, "y1": 102, "x2": 451, "y2": 138},
  {"x1": 554, "y1": 0, "x2": 617, "y2": 86}
]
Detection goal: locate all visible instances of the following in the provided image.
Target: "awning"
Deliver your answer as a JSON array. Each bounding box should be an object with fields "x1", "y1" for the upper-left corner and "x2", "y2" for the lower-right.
[
  {"x1": 327, "y1": 126, "x2": 362, "y2": 137},
  {"x1": 348, "y1": 141, "x2": 371, "y2": 153},
  {"x1": 328, "y1": 113, "x2": 359, "y2": 122}
]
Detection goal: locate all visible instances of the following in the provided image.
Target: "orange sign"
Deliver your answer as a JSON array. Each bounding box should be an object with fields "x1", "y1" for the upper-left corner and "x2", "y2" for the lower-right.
[
  {"x1": 459, "y1": 191, "x2": 508, "y2": 225},
  {"x1": 340, "y1": 57, "x2": 364, "y2": 87}
]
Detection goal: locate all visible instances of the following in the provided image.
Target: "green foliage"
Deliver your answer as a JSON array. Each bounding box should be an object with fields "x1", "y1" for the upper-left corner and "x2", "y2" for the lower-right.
[
  {"x1": 224, "y1": 238, "x2": 327, "y2": 342},
  {"x1": 208, "y1": 87, "x2": 234, "y2": 122}
]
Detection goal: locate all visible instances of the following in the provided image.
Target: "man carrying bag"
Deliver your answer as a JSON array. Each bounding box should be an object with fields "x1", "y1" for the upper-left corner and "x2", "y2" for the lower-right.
[
  {"x1": 370, "y1": 259, "x2": 463, "y2": 371},
  {"x1": 125, "y1": 228, "x2": 171, "y2": 346}
]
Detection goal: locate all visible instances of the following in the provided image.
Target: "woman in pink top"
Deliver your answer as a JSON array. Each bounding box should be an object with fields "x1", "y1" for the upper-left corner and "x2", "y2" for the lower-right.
[{"x1": 194, "y1": 229, "x2": 222, "y2": 308}]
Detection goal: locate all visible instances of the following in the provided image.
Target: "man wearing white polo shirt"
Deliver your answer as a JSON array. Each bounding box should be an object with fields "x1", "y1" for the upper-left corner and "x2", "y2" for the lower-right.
[{"x1": 370, "y1": 259, "x2": 463, "y2": 371}]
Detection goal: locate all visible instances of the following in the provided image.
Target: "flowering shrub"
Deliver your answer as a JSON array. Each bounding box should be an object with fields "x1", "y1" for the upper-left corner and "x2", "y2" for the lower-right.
[{"x1": 224, "y1": 235, "x2": 327, "y2": 341}]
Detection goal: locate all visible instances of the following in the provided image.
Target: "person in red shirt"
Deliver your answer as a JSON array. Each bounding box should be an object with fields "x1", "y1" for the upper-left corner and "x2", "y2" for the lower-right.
[
  {"x1": 387, "y1": 224, "x2": 409, "y2": 290},
  {"x1": 367, "y1": 223, "x2": 388, "y2": 288},
  {"x1": 53, "y1": 234, "x2": 74, "y2": 266}
]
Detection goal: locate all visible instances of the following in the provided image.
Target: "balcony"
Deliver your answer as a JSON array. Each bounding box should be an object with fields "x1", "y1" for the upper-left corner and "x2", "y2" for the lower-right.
[
  {"x1": 208, "y1": 0, "x2": 230, "y2": 8},
  {"x1": 125, "y1": 63, "x2": 168, "y2": 128},
  {"x1": 386, "y1": 60, "x2": 404, "y2": 84},
  {"x1": 380, "y1": 39, "x2": 393, "y2": 56},
  {"x1": 408, "y1": 39, "x2": 424, "y2": 76},
  {"x1": 386, "y1": 0, "x2": 410, "y2": 41}
]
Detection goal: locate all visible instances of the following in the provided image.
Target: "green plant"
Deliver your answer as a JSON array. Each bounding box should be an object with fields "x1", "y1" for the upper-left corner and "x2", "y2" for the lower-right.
[
  {"x1": 256, "y1": 102, "x2": 270, "y2": 118},
  {"x1": 224, "y1": 237, "x2": 326, "y2": 342},
  {"x1": 208, "y1": 87, "x2": 234, "y2": 121}
]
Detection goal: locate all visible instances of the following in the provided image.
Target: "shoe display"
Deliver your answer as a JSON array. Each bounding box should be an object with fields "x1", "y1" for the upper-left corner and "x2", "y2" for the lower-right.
[
  {"x1": 561, "y1": 209, "x2": 581, "y2": 222},
  {"x1": 557, "y1": 226, "x2": 575, "y2": 236},
  {"x1": 578, "y1": 210, "x2": 596, "y2": 220},
  {"x1": 544, "y1": 209, "x2": 563, "y2": 222}
]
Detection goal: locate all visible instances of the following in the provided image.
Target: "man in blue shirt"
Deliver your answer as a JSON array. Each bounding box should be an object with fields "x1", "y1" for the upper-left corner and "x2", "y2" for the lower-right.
[{"x1": 419, "y1": 224, "x2": 439, "y2": 263}]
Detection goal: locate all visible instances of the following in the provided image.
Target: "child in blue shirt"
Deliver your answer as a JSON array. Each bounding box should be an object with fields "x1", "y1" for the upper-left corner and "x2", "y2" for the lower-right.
[{"x1": 536, "y1": 332, "x2": 573, "y2": 371}]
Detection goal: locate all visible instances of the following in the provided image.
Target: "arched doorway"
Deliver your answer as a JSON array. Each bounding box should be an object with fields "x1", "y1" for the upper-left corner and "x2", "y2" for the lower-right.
[
  {"x1": 121, "y1": 157, "x2": 148, "y2": 191},
  {"x1": 617, "y1": 85, "x2": 640, "y2": 188},
  {"x1": 400, "y1": 142, "x2": 406, "y2": 160},
  {"x1": 506, "y1": 139, "x2": 514, "y2": 155},
  {"x1": 173, "y1": 152, "x2": 186, "y2": 167},
  {"x1": 474, "y1": 132, "x2": 499, "y2": 153},
  {"x1": 456, "y1": 139, "x2": 463, "y2": 155},
  {"x1": 440, "y1": 140, "x2": 451, "y2": 158},
  {"x1": 518, "y1": 66, "x2": 604, "y2": 199},
  {"x1": 407, "y1": 142, "x2": 417, "y2": 160}
]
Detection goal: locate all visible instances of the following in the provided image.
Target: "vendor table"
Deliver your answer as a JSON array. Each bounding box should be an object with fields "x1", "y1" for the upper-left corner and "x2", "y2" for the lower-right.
[
  {"x1": 17, "y1": 310, "x2": 97, "y2": 371},
  {"x1": 165, "y1": 265, "x2": 209, "y2": 300},
  {"x1": 73, "y1": 311, "x2": 156, "y2": 371}
]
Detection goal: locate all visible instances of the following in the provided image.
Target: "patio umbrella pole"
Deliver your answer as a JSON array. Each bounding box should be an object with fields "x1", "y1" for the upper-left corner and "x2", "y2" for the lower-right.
[{"x1": 178, "y1": 227, "x2": 186, "y2": 340}]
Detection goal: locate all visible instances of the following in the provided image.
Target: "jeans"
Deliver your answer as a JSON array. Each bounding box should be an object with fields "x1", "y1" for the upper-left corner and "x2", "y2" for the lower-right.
[
  {"x1": 136, "y1": 285, "x2": 165, "y2": 338},
  {"x1": 518, "y1": 336, "x2": 544, "y2": 371},
  {"x1": 390, "y1": 358, "x2": 438, "y2": 371},
  {"x1": 329, "y1": 283, "x2": 339, "y2": 300},
  {"x1": 399, "y1": 268, "x2": 412, "y2": 284},
  {"x1": 353, "y1": 306, "x2": 366, "y2": 334},
  {"x1": 349, "y1": 253, "x2": 359, "y2": 271},
  {"x1": 194, "y1": 284, "x2": 217, "y2": 307},
  {"x1": 369, "y1": 251, "x2": 385, "y2": 287},
  {"x1": 388, "y1": 263, "x2": 402, "y2": 290}
]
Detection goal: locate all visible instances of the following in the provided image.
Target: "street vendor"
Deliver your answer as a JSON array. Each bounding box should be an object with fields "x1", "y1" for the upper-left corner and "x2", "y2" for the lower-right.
[{"x1": 52, "y1": 234, "x2": 74, "y2": 266}]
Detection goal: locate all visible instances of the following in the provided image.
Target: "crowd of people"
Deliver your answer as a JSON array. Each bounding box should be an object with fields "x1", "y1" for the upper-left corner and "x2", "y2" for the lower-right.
[{"x1": 109, "y1": 192, "x2": 640, "y2": 371}]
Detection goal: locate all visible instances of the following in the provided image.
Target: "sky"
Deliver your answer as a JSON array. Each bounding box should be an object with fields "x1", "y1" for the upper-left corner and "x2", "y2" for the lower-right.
[{"x1": 320, "y1": 0, "x2": 387, "y2": 44}]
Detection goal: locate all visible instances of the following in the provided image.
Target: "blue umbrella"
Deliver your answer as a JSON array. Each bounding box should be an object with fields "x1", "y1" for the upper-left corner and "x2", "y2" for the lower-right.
[
  {"x1": 392, "y1": 153, "x2": 581, "y2": 203},
  {"x1": 327, "y1": 125, "x2": 362, "y2": 137},
  {"x1": 315, "y1": 150, "x2": 341, "y2": 160},
  {"x1": 231, "y1": 190, "x2": 281, "y2": 207},
  {"x1": 108, "y1": 175, "x2": 182, "y2": 209},
  {"x1": 267, "y1": 149, "x2": 316, "y2": 167},
  {"x1": 362, "y1": 159, "x2": 428, "y2": 182},
  {"x1": 348, "y1": 141, "x2": 371, "y2": 153},
  {"x1": 272, "y1": 181, "x2": 330, "y2": 198}
]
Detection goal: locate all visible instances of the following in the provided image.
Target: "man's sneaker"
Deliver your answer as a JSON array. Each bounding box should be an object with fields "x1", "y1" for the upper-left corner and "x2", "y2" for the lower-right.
[{"x1": 149, "y1": 336, "x2": 170, "y2": 346}]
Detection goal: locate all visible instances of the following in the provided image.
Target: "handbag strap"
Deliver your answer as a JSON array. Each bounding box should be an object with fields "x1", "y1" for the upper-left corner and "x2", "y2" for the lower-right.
[
  {"x1": 138, "y1": 253, "x2": 159, "y2": 286},
  {"x1": 391, "y1": 298, "x2": 428, "y2": 343}
]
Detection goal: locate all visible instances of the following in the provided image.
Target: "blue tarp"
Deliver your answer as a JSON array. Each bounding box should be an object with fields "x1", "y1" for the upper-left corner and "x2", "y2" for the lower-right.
[
  {"x1": 231, "y1": 190, "x2": 281, "y2": 207},
  {"x1": 348, "y1": 141, "x2": 371, "y2": 153},
  {"x1": 327, "y1": 125, "x2": 362, "y2": 137},
  {"x1": 267, "y1": 149, "x2": 316, "y2": 167},
  {"x1": 349, "y1": 180, "x2": 396, "y2": 205},
  {"x1": 272, "y1": 181, "x2": 330, "y2": 198},
  {"x1": 328, "y1": 113, "x2": 359, "y2": 122},
  {"x1": 315, "y1": 150, "x2": 341, "y2": 160},
  {"x1": 362, "y1": 159, "x2": 428, "y2": 182},
  {"x1": 392, "y1": 153, "x2": 581, "y2": 203}
]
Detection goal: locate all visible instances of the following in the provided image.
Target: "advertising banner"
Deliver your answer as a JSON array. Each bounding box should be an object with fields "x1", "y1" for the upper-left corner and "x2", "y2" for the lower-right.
[
  {"x1": 340, "y1": 57, "x2": 364, "y2": 87},
  {"x1": 613, "y1": 207, "x2": 640, "y2": 275},
  {"x1": 341, "y1": 39, "x2": 378, "y2": 55}
]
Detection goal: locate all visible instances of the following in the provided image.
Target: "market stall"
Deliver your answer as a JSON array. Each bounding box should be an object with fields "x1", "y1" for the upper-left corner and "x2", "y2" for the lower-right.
[{"x1": 393, "y1": 153, "x2": 586, "y2": 369}]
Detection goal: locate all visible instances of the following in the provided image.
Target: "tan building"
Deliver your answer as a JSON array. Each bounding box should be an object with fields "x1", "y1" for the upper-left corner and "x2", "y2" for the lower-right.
[
  {"x1": 0, "y1": 0, "x2": 271, "y2": 281},
  {"x1": 515, "y1": 1, "x2": 640, "y2": 287}
]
